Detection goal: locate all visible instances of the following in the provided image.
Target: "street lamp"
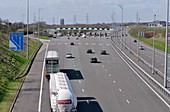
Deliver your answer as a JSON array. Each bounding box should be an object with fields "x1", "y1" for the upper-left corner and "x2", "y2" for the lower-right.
[
  {"x1": 164, "y1": 0, "x2": 169, "y2": 88},
  {"x1": 26, "y1": 0, "x2": 29, "y2": 59},
  {"x1": 38, "y1": 8, "x2": 43, "y2": 46},
  {"x1": 137, "y1": 17, "x2": 140, "y2": 61},
  {"x1": 152, "y1": 14, "x2": 156, "y2": 74},
  {"x1": 113, "y1": 4, "x2": 123, "y2": 50}
]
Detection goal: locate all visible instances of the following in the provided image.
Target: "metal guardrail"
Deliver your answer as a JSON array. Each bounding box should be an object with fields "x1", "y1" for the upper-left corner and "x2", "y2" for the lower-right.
[
  {"x1": 9, "y1": 41, "x2": 42, "y2": 112},
  {"x1": 110, "y1": 38, "x2": 170, "y2": 98}
]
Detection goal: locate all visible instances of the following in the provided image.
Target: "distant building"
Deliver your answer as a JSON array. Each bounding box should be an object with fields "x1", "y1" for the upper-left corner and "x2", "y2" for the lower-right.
[
  {"x1": 60, "y1": 18, "x2": 65, "y2": 25},
  {"x1": 148, "y1": 20, "x2": 166, "y2": 27}
]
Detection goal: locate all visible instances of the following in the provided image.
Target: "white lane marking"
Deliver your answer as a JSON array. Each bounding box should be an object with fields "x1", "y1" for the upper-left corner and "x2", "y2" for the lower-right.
[
  {"x1": 109, "y1": 74, "x2": 111, "y2": 77},
  {"x1": 113, "y1": 80, "x2": 116, "y2": 83},
  {"x1": 85, "y1": 43, "x2": 89, "y2": 45},
  {"x1": 92, "y1": 43, "x2": 96, "y2": 45},
  {"x1": 64, "y1": 43, "x2": 68, "y2": 45},
  {"x1": 78, "y1": 43, "x2": 82, "y2": 45},
  {"x1": 103, "y1": 65, "x2": 105, "y2": 67},
  {"x1": 126, "y1": 100, "x2": 130, "y2": 104},
  {"x1": 106, "y1": 69, "x2": 107, "y2": 71},
  {"x1": 58, "y1": 43, "x2": 61, "y2": 45},
  {"x1": 119, "y1": 89, "x2": 122, "y2": 92},
  {"x1": 79, "y1": 81, "x2": 81, "y2": 83},
  {"x1": 109, "y1": 40, "x2": 170, "y2": 109},
  {"x1": 106, "y1": 44, "x2": 110, "y2": 46},
  {"x1": 87, "y1": 100, "x2": 89, "y2": 104},
  {"x1": 38, "y1": 43, "x2": 48, "y2": 112},
  {"x1": 82, "y1": 89, "x2": 85, "y2": 92},
  {"x1": 74, "y1": 65, "x2": 76, "y2": 67},
  {"x1": 99, "y1": 44, "x2": 103, "y2": 46}
]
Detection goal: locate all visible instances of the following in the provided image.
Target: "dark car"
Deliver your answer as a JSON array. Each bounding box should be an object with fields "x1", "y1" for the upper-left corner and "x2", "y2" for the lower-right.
[
  {"x1": 70, "y1": 42, "x2": 75, "y2": 45},
  {"x1": 134, "y1": 40, "x2": 137, "y2": 43},
  {"x1": 87, "y1": 49, "x2": 93, "y2": 53},
  {"x1": 90, "y1": 57, "x2": 98, "y2": 63},
  {"x1": 101, "y1": 50, "x2": 107, "y2": 55}
]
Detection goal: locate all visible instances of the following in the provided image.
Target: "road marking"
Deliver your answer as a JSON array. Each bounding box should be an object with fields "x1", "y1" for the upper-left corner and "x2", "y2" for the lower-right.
[
  {"x1": 109, "y1": 40, "x2": 170, "y2": 109},
  {"x1": 82, "y1": 89, "x2": 85, "y2": 92},
  {"x1": 103, "y1": 65, "x2": 105, "y2": 67},
  {"x1": 119, "y1": 89, "x2": 122, "y2": 92},
  {"x1": 99, "y1": 44, "x2": 103, "y2": 46},
  {"x1": 106, "y1": 44, "x2": 110, "y2": 46},
  {"x1": 79, "y1": 81, "x2": 81, "y2": 83},
  {"x1": 126, "y1": 100, "x2": 130, "y2": 104},
  {"x1": 64, "y1": 43, "x2": 68, "y2": 45},
  {"x1": 78, "y1": 43, "x2": 82, "y2": 45},
  {"x1": 109, "y1": 74, "x2": 111, "y2": 77},
  {"x1": 113, "y1": 80, "x2": 116, "y2": 83},
  {"x1": 38, "y1": 43, "x2": 48, "y2": 112},
  {"x1": 57, "y1": 43, "x2": 61, "y2": 45},
  {"x1": 92, "y1": 43, "x2": 96, "y2": 45},
  {"x1": 87, "y1": 100, "x2": 89, "y2": 104},
  {"x1": 85, "y1": 43, "x2": 89, "y2": 45},
  {"x1": 106, "y1": 69, "x2": 107, "y2": 71},
  {"x1": 74, "y1": 65, "x2": 76, "y2": 67}
]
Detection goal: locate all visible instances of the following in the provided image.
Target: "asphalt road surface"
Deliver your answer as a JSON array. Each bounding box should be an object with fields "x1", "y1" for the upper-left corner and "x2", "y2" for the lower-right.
[{"x1": 12, "y1": 35, "x2": 170, "y2": 112}]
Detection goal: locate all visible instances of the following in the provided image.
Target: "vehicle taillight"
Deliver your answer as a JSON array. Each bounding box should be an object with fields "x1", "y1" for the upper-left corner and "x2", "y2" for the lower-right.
[{"x1": 58, "y1": 99, "x2": 72, "y2": 104}]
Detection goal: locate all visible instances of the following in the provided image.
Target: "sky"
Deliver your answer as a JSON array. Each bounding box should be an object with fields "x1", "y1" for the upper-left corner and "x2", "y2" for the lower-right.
[{"x1": 0, "y1": 0, "x2": 167, "y2": 24}]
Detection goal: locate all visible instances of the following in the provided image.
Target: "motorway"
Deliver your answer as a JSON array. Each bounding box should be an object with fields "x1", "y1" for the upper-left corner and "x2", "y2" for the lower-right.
[
  {"x1": 12, "y1": 35, "x2": 170, "y2": 112},
  {"x1": 115, "y1": 28, "x2": 170, "y2": 76}
]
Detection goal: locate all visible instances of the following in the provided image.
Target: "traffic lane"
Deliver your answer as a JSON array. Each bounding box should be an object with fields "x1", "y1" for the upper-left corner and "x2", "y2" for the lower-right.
[
  {"x1": 124, "y1": 34, "x2": 169, "y2": 72},
  {"x1": 78, "y1": 38, "x2": 133, "y2": 112},
  {"x1": 95, "y1": 39, "x2": 170, "y2": 112},
  {"x1": 113, "y1": 36, "x2": 166, "y2": 73},
  {"x1": 12, "y1": 42, "x2": 47, "y2": 112}
]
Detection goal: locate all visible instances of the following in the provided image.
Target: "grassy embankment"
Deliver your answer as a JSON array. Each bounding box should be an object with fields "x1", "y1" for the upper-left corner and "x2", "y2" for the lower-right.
[
  {"x1": 35, "y1": 35, "x2": 51, "y2": 40},
  {"x1": 0, "y1": 32, "x2": 39, "y2": 112},
  {"x1": 129, "y1": 25, "x2": 170, "y2": 52}
]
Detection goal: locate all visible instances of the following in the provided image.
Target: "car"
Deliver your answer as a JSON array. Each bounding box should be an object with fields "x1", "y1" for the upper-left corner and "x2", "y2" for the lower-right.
[
  {"x1": 87, "y1": 49, "x2": 93, "y2": 53},
  {"x1": 66, "y1": 53, "x2": 72, "y2": 58},
  {"x1": 70, "y1": 42, "x2": 75, "y2": 45},
  {"x1": 90, "y1": 57, "x2": 98, "y2": 63},
  {"x1": 101, "y1": 50, "x2": 107, "y2": 55},
  {"x1": 134, "y1": 40, "x2": 137, "y2": 42},
  {"x1": 139, "y1": 46, "x2": 144, "y2": 50}
]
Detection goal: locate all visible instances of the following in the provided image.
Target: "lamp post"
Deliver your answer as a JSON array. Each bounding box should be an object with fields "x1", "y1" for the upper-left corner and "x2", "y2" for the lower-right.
[
  {"x1": 152, "y1": 14, "x2": 156, "y2": 74},
  {"x1": 137, "y1": 18, "x2": 140, "y2": 61},
  {"x1": 38, "y1": 8, "x2": 43, "y2": 46},
  {"x1": 26, "y1": 0, "x2": 29, "y2": 59},
  {"x1": 113, "y1": 4, "x2": 123, "y2": 50},
  {"x1": 164, "y1": 0, "x2": 169, "y2": 88}
]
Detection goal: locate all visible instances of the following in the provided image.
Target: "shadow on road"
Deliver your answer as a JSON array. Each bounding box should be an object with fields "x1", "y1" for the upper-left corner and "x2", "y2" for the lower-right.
[
  {"x1": 60, "y1": 69, "x2": 84, "y2": 80},
  {"x1": 77, "y1": 97, "x2": 103, "y2": 112}
]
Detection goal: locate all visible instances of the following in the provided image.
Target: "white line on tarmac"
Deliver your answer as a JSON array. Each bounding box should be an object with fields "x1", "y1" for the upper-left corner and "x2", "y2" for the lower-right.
[
  {"x1": 109, "y1": 40, "x2": 170, "y2": 108},
  {"x1": 113, "y1": 80, "x2": 116, "y2": 83},
  {"x1": 126, "y1": 100, "x2": 130, "y2": 104},
  {"x1": 119, "y1": 89, "x2": 122, "y2": 92},
  {"x1": 82, "y1": 89, "x2": 85, "y2": 92},
  {"x1": 38, "y1": 43, "x2": 48, "y2": 112}
]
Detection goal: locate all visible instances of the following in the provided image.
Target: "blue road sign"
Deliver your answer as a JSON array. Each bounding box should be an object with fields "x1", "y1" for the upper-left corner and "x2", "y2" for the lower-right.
[{"x1": 9, "y1": 32, "x2": 24, "y2": 50}]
